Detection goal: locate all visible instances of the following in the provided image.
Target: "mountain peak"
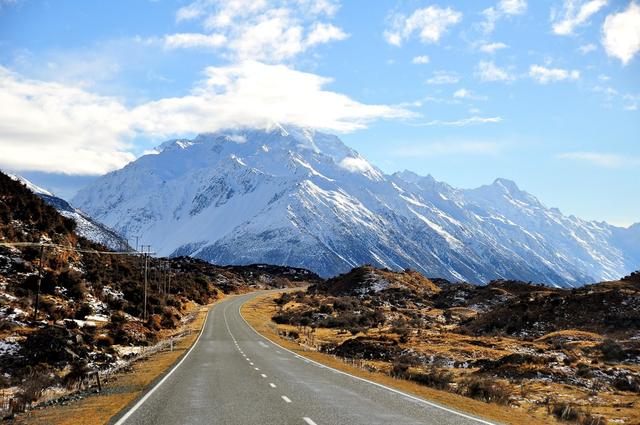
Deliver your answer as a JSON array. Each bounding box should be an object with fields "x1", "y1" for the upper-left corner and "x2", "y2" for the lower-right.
[{"x1": 492, "y1": 177, "x2": 520, "y2": 193}]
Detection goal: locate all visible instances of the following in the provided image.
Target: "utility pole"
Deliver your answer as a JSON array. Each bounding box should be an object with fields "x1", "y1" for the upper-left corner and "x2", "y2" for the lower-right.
[
  {"x1": 33, "y1": 244, "x2": 45, "y2": 321},
  {"x1": 167, "y1": 262, "x2": 171, "y2": 301},
  {"x1": 131, "y1": 235, "x2": 140, "y2": 252},
  {"x1": 142, "y1": 245, "x2": 150, "y2": 321}
]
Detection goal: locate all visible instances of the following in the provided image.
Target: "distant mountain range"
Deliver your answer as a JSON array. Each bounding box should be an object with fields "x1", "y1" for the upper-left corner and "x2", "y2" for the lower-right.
[
  {"x1": 7, "y1": 173, "x2": 130, "y2": 251},
  {"x1": 71, "y1": 125, "x2": 639, "y2": 287}
]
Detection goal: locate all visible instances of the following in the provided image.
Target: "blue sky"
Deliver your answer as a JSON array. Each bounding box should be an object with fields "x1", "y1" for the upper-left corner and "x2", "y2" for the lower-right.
[{"x1": 0, "y1": 0, "x2": 638, "y2": 226}]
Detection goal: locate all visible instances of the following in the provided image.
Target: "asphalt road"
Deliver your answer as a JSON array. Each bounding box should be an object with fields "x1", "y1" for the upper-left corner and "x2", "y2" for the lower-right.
[{"x1": 112, "y1": 291, "x2": 498, "y2": 425}]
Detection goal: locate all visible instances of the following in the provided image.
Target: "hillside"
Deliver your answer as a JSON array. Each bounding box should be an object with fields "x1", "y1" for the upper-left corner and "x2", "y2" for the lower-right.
[
  {"x1": 0, "y1": 171, "x2": 318, "y2": 416},
  {"x1": 271, "y1": 266, "x2": 640, "y2": 424},
  {"x1": 72, "y1": 125, "x2": 639, "y2": 287},
  {"x1": 6, "y1": 173, "x2": 131, "y2": 251}
]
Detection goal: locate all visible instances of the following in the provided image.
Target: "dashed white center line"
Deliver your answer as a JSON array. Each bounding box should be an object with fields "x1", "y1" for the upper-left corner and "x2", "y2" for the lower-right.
[
  {"x1": 269, "y1": 383, "x2": 276, "y2": 388},
  {"x1": 254, "y1": 367, "x2": 260, "y2": 371},
  {"x1": 250, "y1": 362, "x2": 254, "y2": 366},
  {"x1": 261, "y1": 374, "x2": 267, "y2": 378},
  {"x1": 303, "y1": 418, "x2": 318, "y2": 425},
  {"x1": 281, "y1": 395, "x2": 292, "y2": 403}
]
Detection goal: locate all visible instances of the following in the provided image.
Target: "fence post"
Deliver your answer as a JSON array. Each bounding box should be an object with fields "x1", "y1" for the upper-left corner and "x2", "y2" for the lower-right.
[
  {"x1": 96, "y1": 372, "x2": 102, "y2": 392},
  {"x1": 170, "y1": 336, "x2": 173, "y2": 352}
]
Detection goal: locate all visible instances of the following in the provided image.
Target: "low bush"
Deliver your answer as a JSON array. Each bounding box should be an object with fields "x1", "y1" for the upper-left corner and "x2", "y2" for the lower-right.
[
  {"x1": 410, "y1": 366, "x2": 454, "y2": 390},
  {"x1": 598, "y1": 339, "x2": 626, "y2": 362},
  {"x1": 550, "y1": 402, "x2": 606, "y2": 425},
  {"x1": 457, "y1": 376, "x2": 511, "y2": 405}
]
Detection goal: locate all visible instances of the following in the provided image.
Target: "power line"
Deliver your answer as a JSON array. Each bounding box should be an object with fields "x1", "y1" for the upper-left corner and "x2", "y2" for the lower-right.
[{"x1": 0, "y1": 242, "x2": 154, "y2": 255}]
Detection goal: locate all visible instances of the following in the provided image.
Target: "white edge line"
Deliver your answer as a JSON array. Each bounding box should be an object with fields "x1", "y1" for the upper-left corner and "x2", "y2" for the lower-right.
[
  {"x1": 303, "y1": 418, "x2": 318, "y2": 425},
  {"x1": 238, "y1": 294, "x2": 497, "y2": 425},
  {"x1": 113, "y1": 307, "x2": 211, "y2": 425}
]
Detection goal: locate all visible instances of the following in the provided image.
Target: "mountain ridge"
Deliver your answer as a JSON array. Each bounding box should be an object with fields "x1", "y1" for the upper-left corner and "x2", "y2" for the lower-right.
[{"x1": 72, "y1": 125, "x2": 639, "y2": 286}]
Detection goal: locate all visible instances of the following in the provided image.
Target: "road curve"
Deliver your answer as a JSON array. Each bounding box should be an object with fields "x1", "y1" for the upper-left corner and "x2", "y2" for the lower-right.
[{"x1": 111, "y1": 291, "x2": 498, "y2": 425}]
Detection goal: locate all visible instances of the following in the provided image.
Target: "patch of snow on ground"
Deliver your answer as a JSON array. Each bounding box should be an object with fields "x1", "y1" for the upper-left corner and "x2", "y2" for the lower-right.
[{"x1": 0, "y1": 340, "x2": 19, "y2": 357}]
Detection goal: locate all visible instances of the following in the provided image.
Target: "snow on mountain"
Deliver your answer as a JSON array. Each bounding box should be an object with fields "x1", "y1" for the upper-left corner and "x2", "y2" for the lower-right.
[
  {"x1": 7, "y1": 173, "x2": 130, "y2": 251},
  {"x1": 72, "y1": 125, "x2": 638, "y2": 286}
]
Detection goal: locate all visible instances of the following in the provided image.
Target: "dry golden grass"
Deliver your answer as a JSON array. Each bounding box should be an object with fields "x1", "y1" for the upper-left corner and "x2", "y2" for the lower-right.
[
  {"x1": 17, "y1": 300, "x2": 216, "y2": 425},
  {"x1": 242, "y1": 293, "x2": 564, "y2": 425}
]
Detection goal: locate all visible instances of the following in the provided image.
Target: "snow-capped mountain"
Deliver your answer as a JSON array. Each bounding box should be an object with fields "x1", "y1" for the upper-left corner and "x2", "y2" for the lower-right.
[
  {"x1": 7, "y1": 173, "x2": 130, "y2": 251},
  {"x1": 72, "y1": 125, "x2": 638, "y2": 286}
]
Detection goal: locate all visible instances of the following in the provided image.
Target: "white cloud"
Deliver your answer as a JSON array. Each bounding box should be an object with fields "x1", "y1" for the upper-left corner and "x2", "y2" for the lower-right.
[
  {"x1": 578, "y1": 43, "x2": 598, "y2": 53},
  {"x1": 480, "y1": 0, "x2": 527, "y2": 34},
  {"x1": 453, "y1": 88, "x2": 488, "y2": 101},
  {"x1": 132, "y1": 61, "x2": 411, "y2": 135},
  {"x1": 412, "y1": 55, "x2": 430, "y2": 64},
  {"x1": 167, "y1": 0, "x2": 346, "y2": 62},
  {"x1": 426, "y1": 70, "x2": 459, "y2": 84},
  {"x1": 476, "y1": 60, "x2": 514, "y2": 81},
  {"x1": 623, "y1": 93, "x2": 640, "y2": 110},
  {"x1": 552, "y1": 0, "x2": 608, "y2": 35},
  {"x1": 0, "y1": 67, "x2": 134, "y2": 175},
  {"x1": 164, "y1": 33, "x2": 227, "y2": 49},
  {"x1": 384, "y1": 5, "x2": 462, "y2": 46},
  {"x1": 420, "y1": 116, "x2": 503, "y2": 126},
  {"x1": 0, "y1": 62, "x2": 412, "y2": 175},
  {"x1": 529, "y1": 64, "x2": 580, "y2": 83},
  {"x1": 499, "y1": 0, "x2": 527, "y2": 15},
  {"x1": 306, "y1": 22, "x2": 348, "y2": 46},
  {"x1": 480, "y1": 42, "x2": 509, "y2": 53},
  {"x1": 557, "y1": 151, "x2": 640, "y2": 167},
  {"x1": 602, "y1": 1, "x2": 640, "y2": 65}
]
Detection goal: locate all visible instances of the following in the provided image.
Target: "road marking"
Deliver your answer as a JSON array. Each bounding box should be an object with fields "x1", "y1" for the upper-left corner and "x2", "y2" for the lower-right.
[
  {"x1": 303, "y1": 418, "x2": 317, "y2": 425},
  {"x1": 261, "y1": 374, "x2": 267, "y2": 378},
  {"x1": 281, "y1": 395, "x2": 292, "y2": 403},
  {"x1": 269, "y1": 383, "x2": 276, "y2": 388},
  {"x1": 259, "y1": 341, "x2": 269, "y2": 348},
  {"x1": 238, "y1": 298, "x2": 497, "y2": 425},
  {"x1": 113, "y1": 305, "x2": 212, "y2": 425},
  {"x1": 250, "y1": 362, "x2": 254, "y2": 366},
  {"x1": 254, "y1": 367, "x2": 260, "y2": 371}
]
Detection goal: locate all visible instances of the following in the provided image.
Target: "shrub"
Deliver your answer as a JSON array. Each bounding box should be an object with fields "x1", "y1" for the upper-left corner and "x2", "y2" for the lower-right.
[
  {"x1": 598, "y1": 339, "x2": 625, "y2": 362},
  {"x1": 390, "y1": 361, "x2": 409, "y2": 378},
  {"x1": 16, "y1": 368, "x2": 54, "y2": 405},
  {"x1": 613, "y1": 375, "x2": 640, "y2": 393},
  {"x1": 75, "y1": 303, "x2": 93, "y2": 320},
  {"x1": 95, "y1": 334, "x2": 114, "y2": 348},
  {"x1": 550, "y1": 402, "x2": 606, "y2": 425},
  {"x1": 63, "y1": 360, "x2": 90, "y2": 388},
  {"x1": 411, "y1": 366, "x2": 454, "y2": 390},
  {"x1": 458, "y1": 376, "x2": 511, "y2": 405}
]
